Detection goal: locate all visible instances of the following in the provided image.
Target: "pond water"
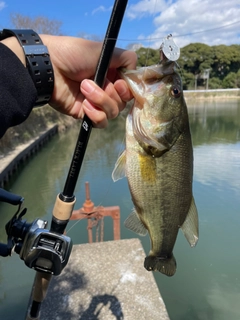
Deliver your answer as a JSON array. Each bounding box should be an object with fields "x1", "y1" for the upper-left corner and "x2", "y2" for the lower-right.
[{"x1": 0, "y1": 99, "x2": 240, "y2": 320}]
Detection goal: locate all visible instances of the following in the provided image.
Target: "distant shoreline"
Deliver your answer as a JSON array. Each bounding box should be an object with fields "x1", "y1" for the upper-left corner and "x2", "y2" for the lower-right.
[
  {"x1": 184, "y1": 88, "x2": 240, "y2": 100},
  {"x1": 1, "y1": 90, "x2": 239, "y2": 187}
]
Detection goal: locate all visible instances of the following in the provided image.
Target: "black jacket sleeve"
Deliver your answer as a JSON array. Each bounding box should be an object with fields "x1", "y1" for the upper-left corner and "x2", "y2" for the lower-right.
[{"x1": 0, "y1": 43, "x2": 38, "y2": 138}]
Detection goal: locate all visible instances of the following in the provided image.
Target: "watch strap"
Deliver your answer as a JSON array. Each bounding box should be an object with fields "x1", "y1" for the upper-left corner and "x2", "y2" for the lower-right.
[{"x1": 0, "y1": 29, "x2": 54, "y2": 106}]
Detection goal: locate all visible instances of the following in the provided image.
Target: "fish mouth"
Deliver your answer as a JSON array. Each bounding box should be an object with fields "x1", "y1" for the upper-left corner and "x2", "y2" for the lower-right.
[
  {"x1": 118, "y1": 69, "x2": 146, "y2": 107},
  {"x1": 118, "y1": 62, "x2": 176, "y2": 108}
]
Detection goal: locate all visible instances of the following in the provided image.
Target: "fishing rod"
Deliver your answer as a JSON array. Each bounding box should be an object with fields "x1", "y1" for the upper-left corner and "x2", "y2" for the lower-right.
[
  {"x1": 26, "y1": 0, "x2": 128, "y2": 319},
  {"x1": 0, "y1": 0, "x2": 127, "y2": 318}
]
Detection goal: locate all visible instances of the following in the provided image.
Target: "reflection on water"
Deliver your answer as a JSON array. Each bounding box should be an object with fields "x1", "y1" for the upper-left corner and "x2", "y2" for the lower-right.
[
  {"x1": 194, "y1": 143, "x2": 240, "y2": 191},
  {"x1": 0, "y1": 100, "x2": 240, "y2": 319},
  {"x1": 158, "y1": 99, "x2": 240, "y2": 320}
]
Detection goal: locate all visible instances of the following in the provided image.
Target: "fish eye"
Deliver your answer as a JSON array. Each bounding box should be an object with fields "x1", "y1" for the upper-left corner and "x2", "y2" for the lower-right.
[{"x1": 171, "y1": 87, "x2": 181, "y2": 98}]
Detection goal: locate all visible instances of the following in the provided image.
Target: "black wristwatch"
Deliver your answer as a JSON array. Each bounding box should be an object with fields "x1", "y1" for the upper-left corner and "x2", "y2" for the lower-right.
[{"x1": 0, "y1": 29, "x2": 54, "y2": 106}]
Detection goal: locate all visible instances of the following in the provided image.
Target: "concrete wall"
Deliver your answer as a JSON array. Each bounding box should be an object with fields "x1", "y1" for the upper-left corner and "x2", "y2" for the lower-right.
[
  {"x1": 184, "y1": 88, "x2": 240, "y2": 100},
  {"x1": 0, "y1": 125, "x2": 58, "y2": 187}
]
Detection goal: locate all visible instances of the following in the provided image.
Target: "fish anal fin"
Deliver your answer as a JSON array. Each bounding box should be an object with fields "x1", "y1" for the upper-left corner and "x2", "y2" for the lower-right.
[
  {"x1": 144, "y1": 254, "x2": 176, "y2": 277},
  {"x1": 181, "y1": 197, "x2": 199, "y2": 247},
  {"x1": 124, "y1": 209, "x2": 147, "y2": 236},
  {"x1": 112, "y1": 150, "x2": 126, "y2": 182}
]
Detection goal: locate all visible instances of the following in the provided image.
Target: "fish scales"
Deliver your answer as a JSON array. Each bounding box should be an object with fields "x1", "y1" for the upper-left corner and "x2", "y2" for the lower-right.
[
  {"x1": 112, "y1": 57, "x2": 199, "y2": 277},
  {"x1": 127, "y1": 112, "x2": 192, "y2": 252}
]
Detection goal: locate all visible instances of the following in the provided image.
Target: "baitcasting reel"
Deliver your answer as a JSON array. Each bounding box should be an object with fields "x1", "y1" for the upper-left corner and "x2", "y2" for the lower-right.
[{"x1": 0, "y1": 188, "x2": 72, "y2": 275}]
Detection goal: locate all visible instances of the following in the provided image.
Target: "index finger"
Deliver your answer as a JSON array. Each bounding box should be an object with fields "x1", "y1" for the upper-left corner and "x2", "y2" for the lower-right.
[{"x1": 110, "y1": 48, "x2": 137, "y2": 70}]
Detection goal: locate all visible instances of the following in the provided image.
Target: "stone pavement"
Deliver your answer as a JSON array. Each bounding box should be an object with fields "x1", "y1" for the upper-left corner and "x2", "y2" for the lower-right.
[{"x1": 40, "y1": 238, "x2": 170, "y2": 320}]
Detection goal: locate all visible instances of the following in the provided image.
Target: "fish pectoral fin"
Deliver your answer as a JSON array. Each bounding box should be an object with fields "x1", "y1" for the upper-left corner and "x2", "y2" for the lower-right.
[
  {"x1": 181, "y1": 197, "x2": 199, "y2": 247},
  {"x1": 124, "y1": 209, "x2": 148, "y2": 236},
  {"x1": 112, "y1": 150, "x2": 126, "y2": 182}
]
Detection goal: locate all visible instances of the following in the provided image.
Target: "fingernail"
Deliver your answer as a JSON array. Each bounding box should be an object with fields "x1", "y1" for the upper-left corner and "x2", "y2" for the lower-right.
[
  {"x1": 82, "y1": 99, "x2": 95, "y2": 112},
  {"x1": 81, "y1": 79, "x2": 95, "y2": 95}
]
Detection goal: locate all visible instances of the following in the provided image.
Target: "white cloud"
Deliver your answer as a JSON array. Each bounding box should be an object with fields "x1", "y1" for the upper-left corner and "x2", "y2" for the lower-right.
[
  {"x1": 127, "y1": 0, "x2": 240, "y2": 48},
  {"x1": 0, "y1": 1, "x2": 6, "y2": 11},
  {"x1": 127, "y1": 0, "x2": 167, "y2": 19},
  {"x1": 92, "y1": 5, "x2": 113, "y2": 15}
]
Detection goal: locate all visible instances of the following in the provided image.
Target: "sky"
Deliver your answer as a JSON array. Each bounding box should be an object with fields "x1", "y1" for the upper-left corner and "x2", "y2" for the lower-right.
[{"x1": 0, "y1": 0, "x2": 240, "y2": 50}]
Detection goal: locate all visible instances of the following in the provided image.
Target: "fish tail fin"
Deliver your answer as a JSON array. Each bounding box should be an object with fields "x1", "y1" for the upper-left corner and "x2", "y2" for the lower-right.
[{"x1": 144, "y1": 254, "x2": 176, "y2": 277}]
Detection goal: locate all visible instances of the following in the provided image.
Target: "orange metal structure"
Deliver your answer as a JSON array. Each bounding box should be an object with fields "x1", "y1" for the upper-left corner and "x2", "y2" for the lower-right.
[{"x1": 70, "y1": 182, "x2": 121, "y2": 243}]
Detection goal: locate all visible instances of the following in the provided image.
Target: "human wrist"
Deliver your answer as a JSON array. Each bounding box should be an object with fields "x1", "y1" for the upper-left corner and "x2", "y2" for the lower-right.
[
  {"x1": 0, "y1": 36, "x2": 26, "y2": 66},
  {"x1": 0, "y1": 29, "x2": 54, "y2": 106}
]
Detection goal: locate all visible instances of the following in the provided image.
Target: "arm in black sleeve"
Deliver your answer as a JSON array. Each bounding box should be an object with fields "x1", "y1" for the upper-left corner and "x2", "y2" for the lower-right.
[{"x1": 0, "y1": 43, "x2": 38, "y2": 138}]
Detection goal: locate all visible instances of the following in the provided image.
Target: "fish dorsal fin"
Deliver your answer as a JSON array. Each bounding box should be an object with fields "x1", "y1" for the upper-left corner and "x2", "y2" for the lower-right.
[
  {"x1": 112, "y1": 150, "x2": 126, "y2": 182},
  {"x1": 181, "y1": 197, "x2": 199, "y2": 247},
  {"x1": 124, "y1": 209, "x2": 148, "y2": 236}
]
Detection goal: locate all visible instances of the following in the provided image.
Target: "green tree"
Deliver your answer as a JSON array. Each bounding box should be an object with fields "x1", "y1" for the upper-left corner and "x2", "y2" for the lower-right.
[
  {"x1": 129, "y1": 41, "x2": 240, "y2": 90},
  {"x1": 222, "y1": 70, "x2": 240, "y2": 88},
  {"x1": 180, "y1": 71, "x2": 195, "y2": 90},
  {"x1": 211, "y1": 45, "x2": 240, "y2": 80},
  {"x1": 136, "y1": 47, "x2": 159, "y2": 67},
  {"x1": 208, "y1": 77, "x2": 223, "y2": 89},
  {"x1": 178, "y1": 43, "x2": 214, "y2": 75}
]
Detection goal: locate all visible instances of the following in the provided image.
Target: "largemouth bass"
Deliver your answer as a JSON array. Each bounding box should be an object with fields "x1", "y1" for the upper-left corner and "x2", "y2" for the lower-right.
[{"x1": 112, "y1": 56, "x2": 199, "y2": 277}]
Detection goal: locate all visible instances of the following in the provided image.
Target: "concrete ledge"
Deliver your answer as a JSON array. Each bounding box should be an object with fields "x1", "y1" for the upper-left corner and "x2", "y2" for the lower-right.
[
  {"x1": 0, "y1": 125, "x2": 58, "y2": 187},
  {"x1": 184, "y1": 88, "x2": 240, "y2": 100},
  {"x1": 40, "y1": 239, "x2": 170, "y2": 320}
]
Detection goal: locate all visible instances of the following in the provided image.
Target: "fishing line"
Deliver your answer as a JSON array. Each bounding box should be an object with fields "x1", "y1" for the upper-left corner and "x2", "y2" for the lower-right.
[
  {"x1": 66, "y1": 219, "x2": 81, "y2": 235},
  {"x1": 65, "y1": 187, "x2": 110, "y2": 237},
  {"x1": 66, "y1": 117, "x2": 127, "y2": 234},
  {"x1": 27, "y1": 2, "x2": 128, "y2": 318},
  {"x1": 143, "y1": 0, "x2": 158, "y2": 66},
  {"x1": 65, "y1": 120, "x2": 127, "y2": 237},
  {"x1": 100, "y1": 19, "x2": 240, "y2": 45}
]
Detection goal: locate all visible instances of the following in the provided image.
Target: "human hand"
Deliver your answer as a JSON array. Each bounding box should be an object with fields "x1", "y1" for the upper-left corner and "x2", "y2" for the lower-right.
[{"x1": 40, "y1": 35, "x2": 137, "y2": 128}]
